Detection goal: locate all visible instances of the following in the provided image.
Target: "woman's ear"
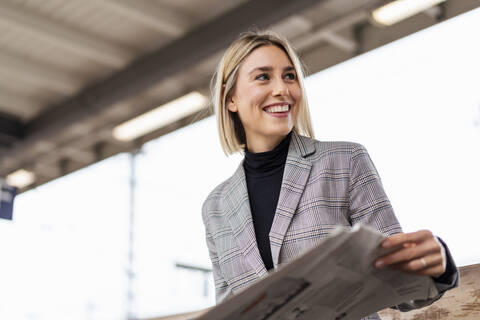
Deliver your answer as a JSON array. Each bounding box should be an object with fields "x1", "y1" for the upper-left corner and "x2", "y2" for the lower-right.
[{"x1": 227, "y1": 98, "x2": 237, "y2": 112}]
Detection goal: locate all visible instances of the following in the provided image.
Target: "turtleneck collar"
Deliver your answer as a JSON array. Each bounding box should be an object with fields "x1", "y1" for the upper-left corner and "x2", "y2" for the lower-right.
[{"x1": 243, "y1": 132, "x2": 292, "y2": 176}]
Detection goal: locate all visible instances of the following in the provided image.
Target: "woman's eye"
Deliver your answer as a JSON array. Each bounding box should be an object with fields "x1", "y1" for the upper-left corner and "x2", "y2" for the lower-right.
[
  {"x1": 255, "y1": 73, "x2": 269, "y2": 80},
  {"x1": 284, "y1": 73, "x2": 296, "y2": 80}
]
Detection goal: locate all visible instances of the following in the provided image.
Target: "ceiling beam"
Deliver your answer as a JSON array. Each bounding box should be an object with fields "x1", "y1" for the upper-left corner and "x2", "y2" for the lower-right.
[
  {"x1": 60, "y1": 147, "x2": 97, "y2": 164},
  {"x1": 0, "y1": 1, "x2": 133, "y2": 68},
  {"x1": 293, "y1": 10, "x2": 369, "y2": 51},
  {"x1": 33, "y1": 162, "x2": 61, "y2": 179},
  {"x1": 287, "y1": 14, "x2": 360, "y2": 53},
  {"x1": 101, "y1": 0, "x2": 191, "y2": 37},
  {"x1": 322, "y1": 31, "x2": 358, "y2": 53},
  {"x1": 0, "y1": 87, "x2": 42, "y2": 120},
  {"x1": 0, "y1": 113, "x2": 23, "y2": 147},
  {"x1": 0, "y1": 0, "x2": 325, "y2": 162}
]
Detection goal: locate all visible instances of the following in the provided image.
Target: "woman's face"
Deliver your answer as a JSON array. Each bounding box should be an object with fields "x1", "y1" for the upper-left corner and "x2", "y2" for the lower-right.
[{"x1": 227, "y1": 45, "x2": 302, "y2": 152}]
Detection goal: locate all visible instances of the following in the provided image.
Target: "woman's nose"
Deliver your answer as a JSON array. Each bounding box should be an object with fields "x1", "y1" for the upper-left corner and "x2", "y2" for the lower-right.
[{"x1": 272, "y1": 78, "x2": 289, "y2": 96}]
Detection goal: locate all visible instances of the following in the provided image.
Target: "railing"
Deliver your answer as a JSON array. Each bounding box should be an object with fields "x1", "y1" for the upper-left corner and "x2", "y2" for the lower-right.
[{"x1": 379, "y1": 263, "x2": 480, "y2": 319}]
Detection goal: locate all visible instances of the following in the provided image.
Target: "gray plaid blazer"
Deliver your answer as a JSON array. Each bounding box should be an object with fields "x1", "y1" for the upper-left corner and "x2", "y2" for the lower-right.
[{"x1": 202, "y1": 132, "x2": 444, "y2": 319}]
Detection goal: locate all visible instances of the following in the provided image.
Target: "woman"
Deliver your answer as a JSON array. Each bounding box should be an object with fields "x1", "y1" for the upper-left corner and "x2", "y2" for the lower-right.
[{"x1": 202, "y1": 30, "x2": 457, "y2": 319}]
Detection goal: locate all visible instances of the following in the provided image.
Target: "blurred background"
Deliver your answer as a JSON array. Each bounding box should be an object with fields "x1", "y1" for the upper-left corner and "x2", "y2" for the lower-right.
[{"x1": 0, "y1": 0, "x2": 479, "y2": 319}]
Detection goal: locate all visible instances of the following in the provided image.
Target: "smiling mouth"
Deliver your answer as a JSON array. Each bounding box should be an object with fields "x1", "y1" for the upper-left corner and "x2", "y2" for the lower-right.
[{"x1": 263, "y1": 103, "x2": 291, "y2": 114}]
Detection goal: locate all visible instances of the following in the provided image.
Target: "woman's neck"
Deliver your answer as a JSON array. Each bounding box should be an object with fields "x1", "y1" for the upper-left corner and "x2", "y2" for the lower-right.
[{"x1": 245, "y1": 132, "x2": 291, "y2": 153}]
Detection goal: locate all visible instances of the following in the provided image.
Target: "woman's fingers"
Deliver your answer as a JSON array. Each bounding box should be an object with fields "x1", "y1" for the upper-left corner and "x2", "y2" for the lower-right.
[
  {"x1": 381, "y1": 229, "x2": 433, "y2": 248},
  {"x1": 389, "y1": 253, "x2": 444, "y2": 273},
  {"x1": 389, "y1": 257, "x2": 446, "y2": 277},
  {"x1": 375, "y1": 229, "x2": 447, "y2": 278},
  {"x1": 375, "y1": 237, "x2": 439, "y2": 268}
]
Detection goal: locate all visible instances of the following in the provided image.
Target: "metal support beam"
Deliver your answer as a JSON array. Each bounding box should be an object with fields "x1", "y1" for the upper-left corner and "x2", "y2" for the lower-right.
[
  {"x1": 322, "y1": 31, "x2": 358, "y2": 53},
  {"x1": 33, "y1": 162, "x2": 61, "y2": 179},
  {"x1": 126, "y1": 149, "x2": 140, "y2": 320},
  {"x1": 0, "y1": 114, "x2": 23, "y2": 147},
  {"x1": 0, "y1": 87, "x2": 42, "y2": 120},
  {"x1": 293, "y1": 10, "x2": 368, "y2": 52},
  {"x1": 60, "y1": 147, "x2": 96, "y2": 164}
]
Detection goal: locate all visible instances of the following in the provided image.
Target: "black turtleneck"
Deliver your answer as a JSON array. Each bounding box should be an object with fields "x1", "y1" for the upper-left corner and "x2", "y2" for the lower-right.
[{"x1": 243, "y1": 132, "x2": 292, "y2": 270}]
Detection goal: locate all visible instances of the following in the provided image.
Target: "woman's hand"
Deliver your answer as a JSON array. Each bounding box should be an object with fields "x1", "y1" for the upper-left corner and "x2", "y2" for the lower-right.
[{"x1": 375, "y1": 230, "x2": 447, "y2": 278}]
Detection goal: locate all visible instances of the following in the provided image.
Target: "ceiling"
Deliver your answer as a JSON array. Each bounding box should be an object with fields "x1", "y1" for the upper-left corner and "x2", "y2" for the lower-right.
[{"x1": 1, "y1": 0, "x2": 479, "y2": 192}]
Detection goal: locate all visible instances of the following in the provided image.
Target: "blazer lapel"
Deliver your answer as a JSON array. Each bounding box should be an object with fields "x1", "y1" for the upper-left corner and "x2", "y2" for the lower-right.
[
  {"x1": 225, "y1": 163, "x2": 268, "y2": 279},
  {"x1": 270, "y1": 132, "x2": 316, "y2": 267}
]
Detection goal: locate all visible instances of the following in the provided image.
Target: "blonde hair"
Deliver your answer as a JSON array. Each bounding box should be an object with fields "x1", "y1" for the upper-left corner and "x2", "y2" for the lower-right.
[{"x1": 211, "y1": 30, "x2": 314, "y2": 155}]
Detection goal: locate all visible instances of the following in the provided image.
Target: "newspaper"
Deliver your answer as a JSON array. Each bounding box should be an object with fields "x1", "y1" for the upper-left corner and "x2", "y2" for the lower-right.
[{"x1": 196, "y1": 224, "x2": 438, "y2": 320}]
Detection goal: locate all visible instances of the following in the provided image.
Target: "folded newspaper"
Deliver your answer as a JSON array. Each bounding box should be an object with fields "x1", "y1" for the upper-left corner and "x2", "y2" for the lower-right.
[{"x1": 196, "y1": 224, "x2": 438, "y2": 320}]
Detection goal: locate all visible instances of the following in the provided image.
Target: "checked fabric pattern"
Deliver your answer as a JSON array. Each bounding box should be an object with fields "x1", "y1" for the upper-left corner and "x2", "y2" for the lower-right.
[{"x1": 202, "y1": 132, "x2": 445, "y2": 319}]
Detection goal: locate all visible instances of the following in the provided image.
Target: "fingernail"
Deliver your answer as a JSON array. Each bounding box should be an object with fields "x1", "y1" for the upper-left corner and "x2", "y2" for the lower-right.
[
  {"x1": 375, "y1": 260, "x2": 384, "y2": 268},
  {"x1": 382, "y1": 240, "x2": 391, "y2": 248}
]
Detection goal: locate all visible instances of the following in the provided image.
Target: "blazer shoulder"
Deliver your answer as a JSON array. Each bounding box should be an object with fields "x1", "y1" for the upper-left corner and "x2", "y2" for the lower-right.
[
  {"x1": 303, "y1": 136, "x2": 368, "y2": 160},
  {"x1": 316, "y1": 139, "x2": 365, "y2": 151}
]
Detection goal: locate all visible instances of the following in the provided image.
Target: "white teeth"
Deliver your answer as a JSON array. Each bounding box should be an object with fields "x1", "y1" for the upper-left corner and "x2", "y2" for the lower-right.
[{"x1": 265, "y1": 105, "x2": 289, "y2": 113}]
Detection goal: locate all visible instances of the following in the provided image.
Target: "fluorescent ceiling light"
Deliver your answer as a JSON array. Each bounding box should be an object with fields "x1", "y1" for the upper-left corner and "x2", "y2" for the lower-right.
[
  {"x1": 112, "y1": 91, "x2": 207, "y2": 141},
  {"x1": 6, "y1": 169, "x2": 36, "y2": 189},
  {"x1": 372, "y1": 0, "x2": 447, "y2": 26}
]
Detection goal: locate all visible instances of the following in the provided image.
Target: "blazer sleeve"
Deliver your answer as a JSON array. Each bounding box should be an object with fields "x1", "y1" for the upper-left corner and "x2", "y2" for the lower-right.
[
  {"x1": 347, "y1": 143, "x2": 459, "y2": 311},
  {"x1": 202, "y1": 202, "x2": 233, "y2": 304},
  {"x1": 347, "y1": 143, "x2": 402, "y2": 236}
]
